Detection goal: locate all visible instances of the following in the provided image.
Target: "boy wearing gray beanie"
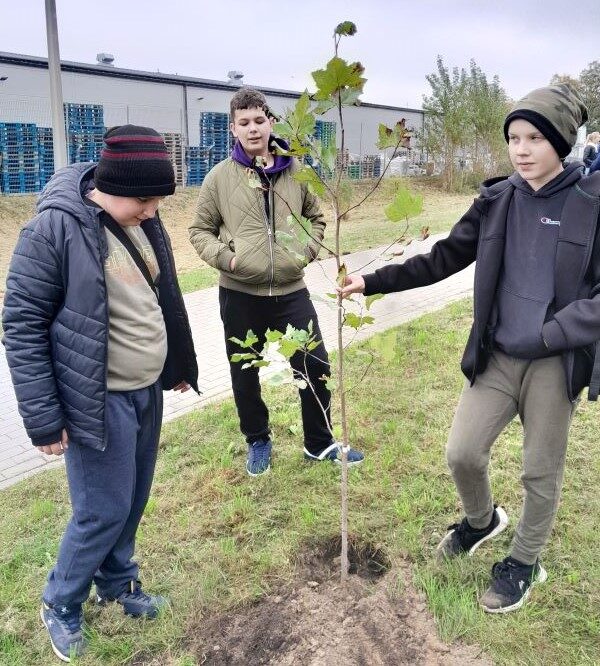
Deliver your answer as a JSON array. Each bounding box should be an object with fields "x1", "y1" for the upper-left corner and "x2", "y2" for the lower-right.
[
  {"x1": 340, "y1": 84, "x2": 600, "y2": 613},
  {"x1": 2, "y1": 125, "x2": 199, "y2": 660}
]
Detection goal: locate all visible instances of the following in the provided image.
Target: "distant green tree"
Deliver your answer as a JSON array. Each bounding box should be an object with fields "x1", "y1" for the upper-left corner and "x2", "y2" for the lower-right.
[
  {"x1": 421, "y1": 57, "x2": 509, "y2": 190},
  {"x1": 549, "y1": 73, "x2": 581, "y2": 89},
  {"x1": 422, "y1": 56, "x2": 471, "y2": 190},
  {"x1": 579, "y1": 61, "x2": 600, "y2": 133},
  {"x1": 468, "y1": 61, "x2": 510, "y2": 176}
]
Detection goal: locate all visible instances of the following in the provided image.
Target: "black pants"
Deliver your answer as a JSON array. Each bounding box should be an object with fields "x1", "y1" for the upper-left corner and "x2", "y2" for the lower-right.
[{"x1": 219, "y1": 286, "x2": 332, "y2": 454}]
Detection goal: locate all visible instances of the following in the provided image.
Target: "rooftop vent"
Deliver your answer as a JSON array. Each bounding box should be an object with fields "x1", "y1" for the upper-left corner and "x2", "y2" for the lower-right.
[
  {"x1": 96, "y1": 53, "x2": 115, "y2": 67},
  {"x1": 227, "y1": 70, "x2": 244, "y2": 85}
]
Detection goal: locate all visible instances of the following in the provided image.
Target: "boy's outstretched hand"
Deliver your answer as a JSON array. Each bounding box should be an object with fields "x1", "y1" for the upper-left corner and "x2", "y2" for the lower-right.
[
  {"x1": 338, "y1": 275, "x2": 366, "y2": 299},
  {"x1": 173, "y1": 381, "x2": 191, "y2": 393}
]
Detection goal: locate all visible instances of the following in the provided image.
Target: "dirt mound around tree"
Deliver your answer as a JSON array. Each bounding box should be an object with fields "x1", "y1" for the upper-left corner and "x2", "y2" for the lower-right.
[{"x1": 185, "y1": 538, "x2": 491, "y2": 666}]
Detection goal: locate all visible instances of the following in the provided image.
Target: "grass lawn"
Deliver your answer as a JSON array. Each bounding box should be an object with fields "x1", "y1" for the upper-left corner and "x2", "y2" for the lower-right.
[{"x1": 1, "y1": 298, "x2": 599, "y2": 665}]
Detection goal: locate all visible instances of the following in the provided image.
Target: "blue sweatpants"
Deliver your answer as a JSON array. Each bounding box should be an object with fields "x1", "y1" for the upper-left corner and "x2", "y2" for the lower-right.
[{"x1": 43, "y1": 381, "x2": 163, "y2": 607}]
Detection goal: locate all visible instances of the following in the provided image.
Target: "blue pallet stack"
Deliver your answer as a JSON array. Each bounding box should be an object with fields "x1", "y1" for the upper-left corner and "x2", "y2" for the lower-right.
[
  {"x1": 0, "y1": 123, "x2": 41, "y2": 194},
  {"x1": 64, "y1": 103, "x2": 105, "y2": 164},
  {"x1": 373, "y1": 156, "x2": 382, "y2": 178},
  {"x1": 315, "y1": 120, "x2": 336, "y2": 149},
  {"x1": 310, "y1": 120, "x2": 337, "y2": 179},
  {"x1": 199, "y1": 112, "x2": 231, "y2": 170},
  {"x1": 37, "y1": 127, "x2": 55, "y2": 189},
  {"x1": 186, "y1": 146, "x2": 210, "y2": 186}
]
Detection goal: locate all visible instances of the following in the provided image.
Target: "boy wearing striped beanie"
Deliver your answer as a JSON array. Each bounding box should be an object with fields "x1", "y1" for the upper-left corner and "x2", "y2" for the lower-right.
[{"x1": 3, "y1": 125, "x2": 199, "y2": 661}]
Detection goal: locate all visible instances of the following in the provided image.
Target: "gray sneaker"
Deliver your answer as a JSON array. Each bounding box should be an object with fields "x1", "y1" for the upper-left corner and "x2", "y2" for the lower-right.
[
  {"x1": 437, "y1": 505, "x2": 508, "y2": 559},
  {"x1": 40, "y1": 601, "x2": 87, "y2": 662}
]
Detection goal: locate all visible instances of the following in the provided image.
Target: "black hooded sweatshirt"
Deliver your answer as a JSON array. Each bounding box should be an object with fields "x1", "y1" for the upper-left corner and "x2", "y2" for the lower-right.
[{"x1": 492, "y1": 163, "x2": 582, "y2": 358}]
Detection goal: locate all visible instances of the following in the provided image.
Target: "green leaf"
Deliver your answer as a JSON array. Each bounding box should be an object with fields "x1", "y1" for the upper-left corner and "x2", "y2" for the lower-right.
[
  {"x1": 343, "y1": 312, "x2": 374, "y2": 329},
  {"x1": 293, "y1": 166, "x2": 326, "y2": 197},
  {"x1": 278, "y1": 338, "x2": 303, "y2": 360},
  {"x1": 339, "y1": 87, "x2": 362, "y2": 107},
  {"x1": 310, "y1": 293, "x2": 336, "y2": 306},
  {"x1": 313, "y1": 99, "x2": 337, "y2": 115},
  {"x1": 385, "y1": 187, "x2": 424, "y2": 222},
  {"x1": 228, "y1": 330, "x2": 259, "y2": 349},
  {"x1": 293, "y1": 378, "x2": 308, "y2": 390},
  {"x1": 265, "y1": 329, "x2": 283, "y2": 343},
  {"x1": 230, "y1": 352, "x2": 257, "y2": 363},
  {"x1": 273, "y1": 91, "x2": 315, "y2": 151},
  {"x1": 246, "y1": 169, "x2": 263, "y2": 189},
  {"x1": 365, "y1": 293, "x2": 384, "y2": 310},
  {"x1": 376, "y1": 119, "x2": 411, "y2": 149},
  {"x1": 320, "y1": 141, "x2": 337, "y2": 173},
  {"x1": 249, "y1": 360, "x2": 270, "y2": 368},
  {"x1": 334, "y1": 21, "x2": 357, "y2": 36},
  {"x1": 275, "y1": 221, "x2": 309, "y2": 264},
  {"x1": 323, "y1": 376, "x2": 338, "y2": 392},
  {"x1": 370, "y1": 329, "x2": 397, "y2": 362},
  {"x1": 312, "y1": 57, "x2": 366, "y2": 102},
  {"x1": 275, "y1": 230, "x2": 305, "y2": 262}
]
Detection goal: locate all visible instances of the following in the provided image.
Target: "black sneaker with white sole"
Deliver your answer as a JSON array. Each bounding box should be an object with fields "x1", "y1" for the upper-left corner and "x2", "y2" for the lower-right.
[
  {"x1": 437, "y1": 505, "x2": 508, "y2": 559},
  {"x1": 480, "y1": 556, "x2": 547, "y2": 613}
]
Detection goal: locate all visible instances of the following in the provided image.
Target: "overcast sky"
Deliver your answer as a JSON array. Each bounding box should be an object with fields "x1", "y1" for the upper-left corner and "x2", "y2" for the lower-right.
[{"x1": 1, "y1": 0, "x2": 598, "y2": 108}]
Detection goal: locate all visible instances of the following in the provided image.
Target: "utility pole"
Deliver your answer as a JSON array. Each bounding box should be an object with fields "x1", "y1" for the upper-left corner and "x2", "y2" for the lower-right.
[{"x1": 45, "y1": 0, "x2": 68, "y2": 169}]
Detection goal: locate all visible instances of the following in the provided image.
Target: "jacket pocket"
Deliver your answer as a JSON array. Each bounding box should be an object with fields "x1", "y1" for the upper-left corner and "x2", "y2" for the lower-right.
[
  {"x1": 231, "y1": 237, "x2": 271, "y2": 284},
  {"x1": 494, "y1": 286, "x2": 550, "y2": 357},
  {"x1": 273, "y1": 242, "x2": 306, "y2": 285},
  {"x1": 219, "y1": 226, "x2": 235, "y2": 252}
]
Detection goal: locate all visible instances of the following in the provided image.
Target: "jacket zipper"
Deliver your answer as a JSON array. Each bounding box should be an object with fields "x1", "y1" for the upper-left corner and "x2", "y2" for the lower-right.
[
  {"x1": 565, "y1": 185, "x2": 598, "y2": 401},
  {"x1": 261, "y1": 173, "x2": 275, "y2": 295},
  {"x1": 97, "y1": 214, "x2": 110, "y2": 451}
]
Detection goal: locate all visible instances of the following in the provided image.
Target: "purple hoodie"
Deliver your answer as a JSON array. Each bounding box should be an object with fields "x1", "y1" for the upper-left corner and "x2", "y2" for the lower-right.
[{"x1": 231, "y1": 136, "x2": 292, "y2": 174}]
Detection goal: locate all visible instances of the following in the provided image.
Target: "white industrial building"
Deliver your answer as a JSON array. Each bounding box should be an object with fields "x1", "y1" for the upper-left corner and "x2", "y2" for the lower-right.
[{"x1": 0, "y1": 51, "x2": 424, "y2": 159}]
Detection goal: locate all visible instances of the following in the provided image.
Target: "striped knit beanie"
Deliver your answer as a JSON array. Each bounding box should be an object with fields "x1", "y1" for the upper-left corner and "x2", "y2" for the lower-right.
[
  {"x1": 95, "y1": 125, "x2": 175, "y2": 197},
  {"x1": 504, "y1": 84, "x2": 588, "y2": 158}
]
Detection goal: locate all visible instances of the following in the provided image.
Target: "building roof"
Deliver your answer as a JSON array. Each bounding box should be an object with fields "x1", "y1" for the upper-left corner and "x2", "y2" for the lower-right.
[{"x1": 0, "y1": 51, "x2": 423, "y2": 115}]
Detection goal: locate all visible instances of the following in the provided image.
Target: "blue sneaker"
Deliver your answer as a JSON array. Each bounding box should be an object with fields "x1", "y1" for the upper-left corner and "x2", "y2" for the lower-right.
[
  {"x1": 40, "y1": 601, "x2": 86, "y2": 662},
  {"x1": 246, "y1": 437, "x2": 272, "y2": 476},
  {"x1": 304, "y1": 441, "x2": 364, "y2": 466},
  {"x1": 96, "y1": 580, "x2": 168, "y2": 619}
]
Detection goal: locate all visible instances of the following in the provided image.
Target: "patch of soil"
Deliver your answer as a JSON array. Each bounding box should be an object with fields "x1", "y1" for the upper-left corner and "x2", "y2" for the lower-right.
[{"x1": 185, "y1": 538, "x2": 491, "y2": 666}]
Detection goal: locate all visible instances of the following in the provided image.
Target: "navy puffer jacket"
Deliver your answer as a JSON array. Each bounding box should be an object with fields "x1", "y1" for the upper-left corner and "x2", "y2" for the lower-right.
[{"x1": 2, "y1": 163, "x2": 199, "y2": 450}]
